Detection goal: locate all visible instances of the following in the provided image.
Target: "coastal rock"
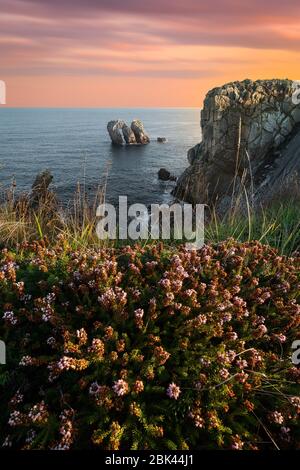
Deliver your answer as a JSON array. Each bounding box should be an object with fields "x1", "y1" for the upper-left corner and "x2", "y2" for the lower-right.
[
  {"x1": 107, "y1": 119, "x2": 150, "y2": 145},
  {"x1": 122, "y1": 124, "x2": 137, "y2": 144},
  {"x1": 131, "y1": 119, "x2": 150, "y2": 144},
  {"x1": 173, "y1": 79, "x2": 300, "y2": 208},
  {"x1": 30, "y1": 169, "x2": 55, "y2": 206},
  {"x1": 157, "y1": 137, "x2": 168, "y2": 143},
  {"x1": 158, "y1": 168, "x2": 177, "y2": 182},
  {"x1": 107, "y1": 120, "x2": 125, "y2": 145}
]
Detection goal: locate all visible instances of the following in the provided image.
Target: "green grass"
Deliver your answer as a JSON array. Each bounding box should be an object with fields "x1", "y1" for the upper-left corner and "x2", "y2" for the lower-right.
[{"x1": 0, "y1": 180, "x2": 299, "y2": 255}]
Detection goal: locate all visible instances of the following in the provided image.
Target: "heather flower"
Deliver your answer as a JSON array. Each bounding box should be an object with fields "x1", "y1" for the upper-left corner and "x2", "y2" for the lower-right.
[
  {"x1": 8, "y1": 411, "x2": 24, "y2": 427},
  {"x1": 133, "y1": 380, "x2": 144, "y2": 393},
  {"x1": 253, "y1": 324, "x2": 268, "y2": 338},
  {"x1": 219, "y1": 368, "x2": 230, "y2": 380},
  {"x1": 104, "y1": 326, "x2": 114, "y2": 340},
  {"x1": 154, "y1": 346, "x2": 170, "y2": 365},
  {"x1": 76, "y1": 328, "x2": 88, "y2": 345},
  {"x1": 236, "y1": 358, "x2": 248, "y2": 369},
  {"x1": 221, "y1": 312, "x2": 232, "y2": 322},
  {"x1": 272, "y1": 333, "x2": 287, "y2": 343},
  {"x1": 89, "y1": 381, "x2": 101, "y2": 396},
  {"x1": 112, "y1": 379, "x2": 129, "y2": 397},
  {"x1": 167, "y1": 383, "x2": 181, "y2": 400},
  {"x1": 3, "y1": 311, "x2": 17, "y2": 325},
  {"x1": 134, "y1": 308, "x2": 144, "y2": 319},
  {"x1": 10, "y1": 391, "x2": 23, "y2": 405},
  {"x1": 226, "y1": 331, "x2": 238, "y2": 341},
  {"x1": 199, "y1": 357, "x2": 211, "y2": 367},
  {"x1": 269, "y1": 411, "x2": 284, "y2": 424},
  {"x1": 231, "y1": 434, "x2": 244, "y2": 450},
  {"x1": 116, "y1": 339, "x2": 125, "y2": 352},
  {"x1": 159, "y1": 278, "x2": 171, "y2": 289},
  {"x1": 88, "y1": 338, "x2": 105, "y2": 358},
  {"x1": 19, "y1": 355, "x2": 35, "y2": 366},
  {"x1": 188, "y1": 411, "x2": 204, "y2": 428},
  {"x1": 28, "y1": 401, "x2": 48, "y2": 424}
]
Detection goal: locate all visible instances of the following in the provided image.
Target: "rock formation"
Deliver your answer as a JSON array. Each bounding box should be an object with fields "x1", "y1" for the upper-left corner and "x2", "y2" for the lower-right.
[
  {"x1": 29, "y1": 169, "x2": 57, "y2": 208},
  {"x1": 107, "y1": 120, "x2": 126, "y2": 145},
  {"x1": 157, "y1": 137, "x2": 168, "y2": 143},
  {"x1": 158, "y1": 168, "x2": 177, "y2": 182},
  {"x1": 107, "y1": 119, "x2": 150, "y2": 145},
  {"x1": 131, "y1": 119, "x2": 150, "y2": 144},
  {"x1": 173, "y1": 79, "x2": 300, "y2": 209},
  {"x1": 122, "y1": 123, "x2": 136, "y2": 144}
]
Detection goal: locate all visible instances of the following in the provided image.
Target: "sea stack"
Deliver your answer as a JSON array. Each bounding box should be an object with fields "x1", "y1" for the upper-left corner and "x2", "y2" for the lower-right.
[{"x1": 107, "y1": 119, "x2": 150, "y2": 145}]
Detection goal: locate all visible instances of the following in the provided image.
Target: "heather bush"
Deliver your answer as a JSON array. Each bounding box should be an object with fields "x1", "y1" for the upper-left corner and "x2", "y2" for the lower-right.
[{"x1": 0, "y1": 238, "x2": 299, "y2": 450}]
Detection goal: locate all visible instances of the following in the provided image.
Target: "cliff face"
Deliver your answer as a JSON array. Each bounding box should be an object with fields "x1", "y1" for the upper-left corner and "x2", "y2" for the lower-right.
[{"x1": 173, "y1": 79, "x2": 300, "y2": 208}]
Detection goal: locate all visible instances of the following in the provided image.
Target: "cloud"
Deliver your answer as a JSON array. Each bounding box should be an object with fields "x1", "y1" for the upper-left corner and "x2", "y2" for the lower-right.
[{"x1": 1, "y1": 0, "x2": 300, "y2": 106}]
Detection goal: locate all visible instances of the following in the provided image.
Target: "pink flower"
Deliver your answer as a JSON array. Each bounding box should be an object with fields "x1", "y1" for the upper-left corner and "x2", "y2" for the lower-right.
[
  {"x1": 89, "y1": 381, "x2": 101, "y2": 396},
  {"x1": 167, "y1": 382, "x2": 181, "y2": 400},
  {"x1": 3, "y1": 311, "x2": 17, "y2": 325},
  {"x1": 273, "y1": 333, "x2": 287, "y2": 343},
  {"x1": 134, "y1": 308, "x2": 144, "y2": 319},
  {"x1": 269, "y1": 411, "x2": 284, "y2": 424},
  {"x1": 219, "y1": 368, "x2": 230, "y2": 380},
  {"x1": 112, "y1": 379, "x2": 129, "y2": 397}
]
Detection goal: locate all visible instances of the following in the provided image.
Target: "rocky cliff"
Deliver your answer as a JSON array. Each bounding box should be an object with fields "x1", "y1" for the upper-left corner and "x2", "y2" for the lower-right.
[{"x1": 173, "y1": 79, "x2": 300, "y2": 209}]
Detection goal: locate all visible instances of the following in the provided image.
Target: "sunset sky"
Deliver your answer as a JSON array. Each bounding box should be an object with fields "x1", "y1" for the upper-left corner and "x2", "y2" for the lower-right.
[{"x1": 1, "y1": 0, "x2": 300, "y2": 107}]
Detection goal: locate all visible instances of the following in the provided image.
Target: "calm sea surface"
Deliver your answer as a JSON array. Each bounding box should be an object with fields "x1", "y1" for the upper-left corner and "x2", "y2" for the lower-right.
[{"x1": 0, "y1": 108, "x2": 201, "y2": 206}]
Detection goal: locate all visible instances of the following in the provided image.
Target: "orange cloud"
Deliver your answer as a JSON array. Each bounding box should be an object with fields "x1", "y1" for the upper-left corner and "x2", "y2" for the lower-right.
[{"x1": 1, "y1": 0, "x2": 300, "y2": 106}]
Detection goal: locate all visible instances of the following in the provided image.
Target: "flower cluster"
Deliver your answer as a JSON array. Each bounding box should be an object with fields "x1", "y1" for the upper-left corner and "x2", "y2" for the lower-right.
[{"x1": 0, "y1": 238, "x2": 299, "y2": 450}]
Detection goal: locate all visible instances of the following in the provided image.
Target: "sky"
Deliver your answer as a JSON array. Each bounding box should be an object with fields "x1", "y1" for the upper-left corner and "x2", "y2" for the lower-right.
[{"x1": 1, "y1": 0, "x2": 300, "y2": 107}]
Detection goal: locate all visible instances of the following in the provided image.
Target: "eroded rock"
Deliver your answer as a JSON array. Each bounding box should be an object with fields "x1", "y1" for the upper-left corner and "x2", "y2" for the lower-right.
[
  {"x1": 131, "y1": 119, "x2": 150, "y2": 144},
  {"x1": 158, "y1": 168, "x2": 177, "y2": 182},
  {"x1": 173, "y1": 79, "x2": 300, "y2": 208},
  {"x1": 107, "y1": 120, "x2": 125, "y2": 145},
  {"x1": 122, "y1": 124, "x2": 137, "y2": 144},
  {"x1": 107, "y1": 119, "x2": 150, "y2": 145}
]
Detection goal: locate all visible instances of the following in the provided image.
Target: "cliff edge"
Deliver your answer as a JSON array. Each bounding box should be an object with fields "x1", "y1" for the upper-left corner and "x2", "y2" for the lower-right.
[{"x1": 173, "y1": 79, "x2": 300, "y2": 209}]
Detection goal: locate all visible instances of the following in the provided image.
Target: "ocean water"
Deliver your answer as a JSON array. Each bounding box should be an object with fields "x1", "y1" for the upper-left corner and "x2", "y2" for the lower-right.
[{"x1": 0, "y1": 108, "x2": 200, "y2": 206}]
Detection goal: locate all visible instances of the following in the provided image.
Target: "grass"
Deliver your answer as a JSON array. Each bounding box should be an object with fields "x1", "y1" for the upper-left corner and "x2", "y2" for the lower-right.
[
  {"x1": 206, "y1": 199, "x2": 300, "y2": 256},
  {"x1": 0, "y1": 183, "x2": 299, "y2": 256}
]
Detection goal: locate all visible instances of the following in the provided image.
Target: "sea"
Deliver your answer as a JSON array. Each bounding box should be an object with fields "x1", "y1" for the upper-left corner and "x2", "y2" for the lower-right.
[{"x1": 0, "y1": 108, "x2": 201, "y2": 207}]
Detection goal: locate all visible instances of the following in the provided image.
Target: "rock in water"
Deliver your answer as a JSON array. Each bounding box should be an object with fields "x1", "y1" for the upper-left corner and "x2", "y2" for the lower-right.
[
  {"x1": 122, "y1": 124, "x2": 137, "y2": 144},
  {"x1": 173, "y1": 79, "x2": 300, "y2": 208},
  {"x1": 131, "y1": 120, "x2": 150, "y2": 144},
  {"x1": 158, "y1": 168, "x2": 177, "y2": 182},
  {"x1": 157, "y1": 137, "x2": 168, "y2": 143},
  {"x1": 107, "y1": 120, "x2": 125, "y2": 145},
  {"x1": 158, "y1": 168, "x2": 171, "y2": 181}
]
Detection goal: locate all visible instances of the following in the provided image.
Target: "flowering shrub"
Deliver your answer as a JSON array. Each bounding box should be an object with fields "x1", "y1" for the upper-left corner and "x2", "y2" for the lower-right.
[{"x1": 0, "y1": 238, "x2": 299, "y2": 450}]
